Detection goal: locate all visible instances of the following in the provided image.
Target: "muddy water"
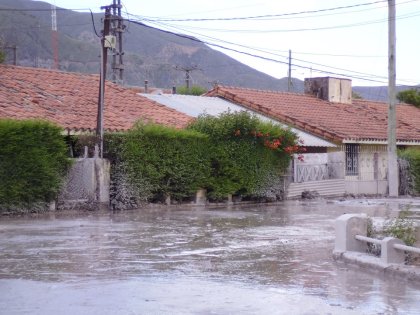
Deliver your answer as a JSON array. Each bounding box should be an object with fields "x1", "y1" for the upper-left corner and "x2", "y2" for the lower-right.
[{"x1": 0, "y1": 199, "x2": 419, "y2": 314}]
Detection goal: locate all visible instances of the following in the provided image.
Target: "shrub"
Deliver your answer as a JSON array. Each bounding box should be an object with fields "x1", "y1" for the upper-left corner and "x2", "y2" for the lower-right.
[
  {"x1": 106, "y1": 122, "x2": 211, "y2": 203},
  {"x1": 0, "y1": 119, "x2": 71, "y2": 212},
  {"x1": 106, "y1": 112, "x2": 301, "y2": 205},
  {"x1": 384, "y1": 209, "x2": 416, "y2": 246},
  {"x1": 399, "y1": 148, "x2": 420, "y2": 194},
  {"x1": 188, "y1": 111, "x2": 300, "y2": 200}
]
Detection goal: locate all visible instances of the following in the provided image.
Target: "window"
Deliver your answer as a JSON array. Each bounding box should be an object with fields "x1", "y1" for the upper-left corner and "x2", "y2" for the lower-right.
[{"x1": 345, "y1": 144, "x2": 359, "y2": 176}]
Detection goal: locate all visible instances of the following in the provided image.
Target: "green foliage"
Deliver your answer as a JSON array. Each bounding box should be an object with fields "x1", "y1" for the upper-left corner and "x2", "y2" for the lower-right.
[
  {"x1": 106, "y1": 122, "x2": 211, "y2": 202},
  {"x1": 384, "y1": 209, "x2": 416, "y2": 246},
  {"x1": 106, "y1": 112, "x2": 300, "y2": 204},
  {"x1": 396, "y1": 89, "x2": 420, "y2": 108},
  {"x1": 188, "y1": 111, "x2": 299, "y2": 200},
  {"x1": 177, "y1": 85, "x2": 207, "y2": 96},
  {"x1": 0, "y1": 50, "x2": 5, "y2": 64},
  {"x1": 0, "y1": 119, "x2": 71, "y2": 212},
  {"x1": 399, "y1": 148, "x2": 420, "y2": 194}
]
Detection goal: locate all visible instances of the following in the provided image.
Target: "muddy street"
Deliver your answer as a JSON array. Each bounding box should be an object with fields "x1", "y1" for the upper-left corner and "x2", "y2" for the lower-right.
[{"x1": 0, "y1": 199, "x2": 419, "y2": 314}]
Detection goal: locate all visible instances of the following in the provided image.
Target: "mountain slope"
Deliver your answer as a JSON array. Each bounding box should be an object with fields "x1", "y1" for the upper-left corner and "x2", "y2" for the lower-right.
[
  {"x1": 0, "y1": 0, "x2": 291, "y2": 90},
  {"x1": 0, "y1": 0, "x2": 413, "y2": 100}
]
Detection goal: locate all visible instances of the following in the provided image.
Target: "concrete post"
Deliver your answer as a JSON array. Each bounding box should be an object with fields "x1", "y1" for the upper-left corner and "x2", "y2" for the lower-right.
[
  {"x1": 195, "y1": 189, "x2": 207, "y2": 205},
  {"x1": 227, "y1": 194, "x2": 233, "y2": 205},
  {"x1": 381, "y1": 237, "x2": 405, "y2": 264},
  {"x1": 95, "y1": 158, "x2": 110, "y2": 205},
  {"x1": 334, "y1": 214, "x2": 367, "y2": 253},
  {"x1": 165, "y1": 194, "x2": 171, "y2": 206}
]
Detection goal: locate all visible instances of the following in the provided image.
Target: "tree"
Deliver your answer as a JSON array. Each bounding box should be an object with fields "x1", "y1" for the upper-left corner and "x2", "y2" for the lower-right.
[
  {"x1": 396, "y1": 89, "x2": 420, "y2": 108},
  {"x1": 176, "y1": 85, "x2": 207, "y2": 96},
  {"x1": 0, "y1": 50, "x2": 4, "y2": 64}
]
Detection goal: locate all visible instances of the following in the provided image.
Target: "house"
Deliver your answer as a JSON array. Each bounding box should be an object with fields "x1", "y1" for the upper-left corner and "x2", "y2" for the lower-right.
[
  {"x1": 141, "y1": 93, "x2": 336, "y2": 149},
  {"x1": 0, "y1": 65, "x2": 192, "y2": 135},
  {"x1": 141, "y1": 92, "x2": 344, "y2": 198},
  {"x1": 205, "y1": 77, "x2": 420, "y2": 196}
]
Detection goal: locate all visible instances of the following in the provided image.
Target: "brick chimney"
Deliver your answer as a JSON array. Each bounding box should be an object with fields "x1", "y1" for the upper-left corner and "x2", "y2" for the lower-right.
[{"x1": 304, "y1": 77, "x2": 352, "y2": 104}]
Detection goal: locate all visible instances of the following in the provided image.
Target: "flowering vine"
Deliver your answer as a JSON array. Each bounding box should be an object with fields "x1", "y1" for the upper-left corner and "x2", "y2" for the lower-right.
[{"x1": 233, "y1": 128, "x2": 306, "y2": 161}]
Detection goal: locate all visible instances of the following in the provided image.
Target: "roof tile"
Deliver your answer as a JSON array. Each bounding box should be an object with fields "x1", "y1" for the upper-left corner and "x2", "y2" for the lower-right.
[
  {"x1": 206, "y1": 85, "x2": 420, "y2": 142},
  {"x1": 0, "y1": 65, "x2": 193, "y2": 132}
]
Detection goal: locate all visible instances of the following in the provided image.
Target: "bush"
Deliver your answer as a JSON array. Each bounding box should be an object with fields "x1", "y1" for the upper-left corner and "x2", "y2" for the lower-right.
[
  {"x1": 384, "y1": 209, "x2": 416, "y2": 246},
  {"x1": 188, "y1": 111, "x2": 300, "y2": 200},
  {"x1": 399, "y1": 148, "x2": 420, "y2": 194},
  {"x1": 106, "y1": 122, "x2": 211, "y2": 203},
  {"x1": 0, "y1": 119, "x2": 71, "y2": 212},
  {"x1": 106, "y1": 112, "x2": 301, "y2": 205}
]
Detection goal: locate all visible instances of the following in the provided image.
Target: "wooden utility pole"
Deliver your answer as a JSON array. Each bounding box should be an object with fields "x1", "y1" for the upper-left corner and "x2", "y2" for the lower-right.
[
  {"x1": 111, "y1": 0, "x2": 124, "y2": 84},
  {"x1": 51, "y1": 4, "x2": 59, "y2": 69},
  {"x1": 175, "y1": 65, "x2": 198, "y2": 92},
  {"x1": 387, "y1": 0, "x2": 398, "y2": 196},
  {"x1": 288, "y1": 49, "x2": 292, "y2": 92},
  {"x1": 96, "y1": 6, "x2": 111, "y2": 158}
]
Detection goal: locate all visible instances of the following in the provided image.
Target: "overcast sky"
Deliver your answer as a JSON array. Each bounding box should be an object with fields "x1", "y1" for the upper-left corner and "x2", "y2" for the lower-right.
[{"x1": 46, "y1": 0, "x2": 419, "y2": 87}]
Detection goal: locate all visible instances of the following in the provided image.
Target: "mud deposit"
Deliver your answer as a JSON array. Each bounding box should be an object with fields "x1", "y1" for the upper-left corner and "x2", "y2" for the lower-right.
[{"x1": 1, "y1": 199, "x2": 419, "y2": 314}]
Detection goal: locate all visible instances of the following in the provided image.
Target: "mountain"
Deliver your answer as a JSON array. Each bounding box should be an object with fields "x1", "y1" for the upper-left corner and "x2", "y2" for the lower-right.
[
  {"x1": 0, "y1": 0, "x2": 290, "y2": 90},
  {"x1": 0, "y1": 0, "x2": 414, "y2": 100}
]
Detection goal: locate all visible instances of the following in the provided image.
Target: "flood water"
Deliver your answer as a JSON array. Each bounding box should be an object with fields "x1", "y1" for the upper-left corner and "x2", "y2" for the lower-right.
[{"x1": 0, "y1": 199, "x2": 419, "y2": 314}]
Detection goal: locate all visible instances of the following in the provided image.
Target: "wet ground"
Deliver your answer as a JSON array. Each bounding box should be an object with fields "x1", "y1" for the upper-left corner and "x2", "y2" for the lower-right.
[{"x1": 0, "y1": 198, "x2": 420, "y2": 315}]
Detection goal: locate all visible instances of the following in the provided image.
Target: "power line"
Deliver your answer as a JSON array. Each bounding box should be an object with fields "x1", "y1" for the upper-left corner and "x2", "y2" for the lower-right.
[
  {"x1": 138, "y1": 10, "x2": 420, "y2": 33},
  {"x1": 127, "y1": 20, "x2": 385, "y2": 84},
  {"x1": 127, "y1": 19, "x2": 419, "y2": 85},
  {"x1": 133, "y1": 16, "x2": 419, "y2": 84},
  {"x1": 0, "y1": 8, "x2": 91, "y2": 12},
  {"x1": 138, "y1": 19, "x2": 407, "y2": 83},
  {"x1": 137, "y1": 0, "x2": 389, "y2": 21}
]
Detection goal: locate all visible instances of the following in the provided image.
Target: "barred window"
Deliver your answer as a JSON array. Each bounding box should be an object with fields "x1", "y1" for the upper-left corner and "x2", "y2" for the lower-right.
[{"x1": 345, "y1": 144, "x2": 359, "y2": 176}]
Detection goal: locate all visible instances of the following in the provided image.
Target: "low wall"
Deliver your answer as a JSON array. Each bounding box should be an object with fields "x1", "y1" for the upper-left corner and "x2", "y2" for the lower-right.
[
  {"x1": 344, "y1": 180, "x2": 388, "y2": 195},
  {"x1": 333, "y1": 214, "x2": 420, "y2": 281}
]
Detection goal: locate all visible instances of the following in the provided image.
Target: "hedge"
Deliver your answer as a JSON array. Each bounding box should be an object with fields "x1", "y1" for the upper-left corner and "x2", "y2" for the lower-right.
[
  {"x1": 106, "y1": 112, "x2": 301, "y2": 204},
  {"x1": 0, "y1": 119, "x2": 71, "y2": 212},
  {"x1": 188, "y1": 111, "x2": 300, "y2": 200},
  {"x1": 106, "y1": 122, "x2": 211, "y2": 203},
  {"x1": 399, "y1": 148, "x2": 420, "y2": 195}
]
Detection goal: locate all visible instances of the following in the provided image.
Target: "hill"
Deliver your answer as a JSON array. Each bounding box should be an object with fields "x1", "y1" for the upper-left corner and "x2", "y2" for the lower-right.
[{"x1": 0, "y1": 0, "x2": 413, "y2": 100}]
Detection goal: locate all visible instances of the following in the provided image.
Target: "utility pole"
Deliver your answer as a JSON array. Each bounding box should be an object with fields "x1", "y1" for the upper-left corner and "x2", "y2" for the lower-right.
[
  {"x1": 97, "y1": 6, "x2": 111, "y2": 158},
  {"x1": 175, "y1": 65, "x2": 198, "y2": 92},
  {"x1": 387, "y1": 0, "x2": 398, "y2": 197},
  {"x1": 288, "y1": 49, "x2": 292, "y2": 92},
  {"x1": 111, "y1": 0, "x2": 124, "y2": 84},
  {"x1": 51, "y1": 4, "x2": 59, "y2": 69}
]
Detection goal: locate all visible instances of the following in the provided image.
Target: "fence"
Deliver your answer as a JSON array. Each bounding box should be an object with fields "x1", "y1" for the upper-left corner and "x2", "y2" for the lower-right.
[
  {"x1": 293, "y1": 152, "x2": 344, "y2": 183},
  {"x1": 334, "y1": 214, "x2": 420, "y2": 265}
]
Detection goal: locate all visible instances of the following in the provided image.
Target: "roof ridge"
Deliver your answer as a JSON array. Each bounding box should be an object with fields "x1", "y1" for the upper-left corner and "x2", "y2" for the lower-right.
[{"x1": 217, "y1": 85, "x2": 314, "y2": 97}]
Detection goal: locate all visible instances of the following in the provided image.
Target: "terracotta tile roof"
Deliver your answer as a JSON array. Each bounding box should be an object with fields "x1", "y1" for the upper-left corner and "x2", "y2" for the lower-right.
[
  {"x1": 206, "y1": 85, "x2": 420, "y2": 143},
  {"x1": 0, "y1": 65, "x2": 193, "y2": 132}
]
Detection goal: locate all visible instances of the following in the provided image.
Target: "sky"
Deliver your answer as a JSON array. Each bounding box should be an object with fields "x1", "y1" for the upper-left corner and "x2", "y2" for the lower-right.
[{"x1": 46, "y1": 0, "x2": 420, "y2": 87}]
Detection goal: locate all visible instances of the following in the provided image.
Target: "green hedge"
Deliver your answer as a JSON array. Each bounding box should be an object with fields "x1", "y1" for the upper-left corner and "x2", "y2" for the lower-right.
[
  {"x1": 188, "y1": 111, "x2": 299, "y2": 200},
  {"x1": 106, "y1": 122, "x2": 211, "y2": 202},
  {"x1": 107, "y1": 112, "x2": 300, "y2": 204},
  {"x1": 0, "y1": 119, "x2": 71, "y2": 211},
  {"x1": 399, "y1": 148, "x2": 420, "y2": 194}
]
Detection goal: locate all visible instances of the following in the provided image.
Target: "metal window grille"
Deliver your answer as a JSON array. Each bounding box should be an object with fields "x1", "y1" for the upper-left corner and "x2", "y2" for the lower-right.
[{"x1": 345, "y1": 144, "x2": 359, "y2": 176}]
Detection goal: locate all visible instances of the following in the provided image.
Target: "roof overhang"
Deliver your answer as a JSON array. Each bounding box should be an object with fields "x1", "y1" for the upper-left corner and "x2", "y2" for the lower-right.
[{"x1": 343, "y1": 139, "x2": 420, "y2": 146}]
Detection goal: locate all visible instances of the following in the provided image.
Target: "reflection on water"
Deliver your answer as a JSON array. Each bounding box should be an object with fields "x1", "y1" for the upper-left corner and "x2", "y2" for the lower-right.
[{"x1": 0, "y1": 200, "x2": 419, "y2": 314}]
